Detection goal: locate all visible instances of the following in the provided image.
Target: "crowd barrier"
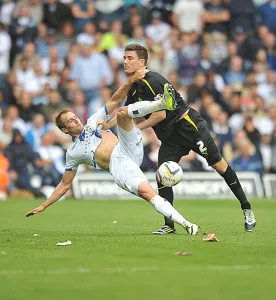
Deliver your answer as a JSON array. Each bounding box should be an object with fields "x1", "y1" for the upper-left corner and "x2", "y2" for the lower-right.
[{"x1": 71, "y1": 172, "x2": 276, "y2": 199}]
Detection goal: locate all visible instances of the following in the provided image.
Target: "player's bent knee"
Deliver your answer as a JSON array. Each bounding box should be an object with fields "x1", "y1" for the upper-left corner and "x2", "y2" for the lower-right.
[
  {"x1": 138, "y1": 181, "x2": 157, "y2": 202},
  {"x1": 211, "y1": 158, "x2": 228, "y2": 174},
  {"x1": 117, "y1": 109, "x2": 129, "y2": 120},
  {"x1": 118, "y1": 106, "x2": 127, "y2": 112}
]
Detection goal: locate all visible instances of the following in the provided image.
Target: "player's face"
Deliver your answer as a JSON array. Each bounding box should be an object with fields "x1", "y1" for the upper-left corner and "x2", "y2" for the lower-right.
[
  {"x1": 62, "y1": 112, "x2": 84, "y2": 136},
  {"x1": 124, "y1": 51, "x2": 145, "y2": 75}
]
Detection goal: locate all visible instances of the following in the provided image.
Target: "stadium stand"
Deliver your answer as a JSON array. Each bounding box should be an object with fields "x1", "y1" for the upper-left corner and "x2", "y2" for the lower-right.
[{"x1": 0, "y1": 0, "x2": 276, "y2": 198}]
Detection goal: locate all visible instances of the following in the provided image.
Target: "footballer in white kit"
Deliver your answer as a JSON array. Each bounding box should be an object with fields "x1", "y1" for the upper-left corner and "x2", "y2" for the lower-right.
[
  {"x1": 65, "y1": 105, "x2": 147, "y2": 196},
  {"x1": 26, "y1": 69, "x2": 200, "y2": 236}
]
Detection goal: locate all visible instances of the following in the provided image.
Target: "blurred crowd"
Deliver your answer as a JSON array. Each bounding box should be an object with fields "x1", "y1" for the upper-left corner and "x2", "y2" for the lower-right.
[{"x1": 0, "y1": 0, "x2": 276, "y2": 199}]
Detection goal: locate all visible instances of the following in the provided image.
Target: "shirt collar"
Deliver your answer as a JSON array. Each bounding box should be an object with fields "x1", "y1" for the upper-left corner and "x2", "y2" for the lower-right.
[{"x1": 72, "y1": 129, "x2": 85, "y2": 142}]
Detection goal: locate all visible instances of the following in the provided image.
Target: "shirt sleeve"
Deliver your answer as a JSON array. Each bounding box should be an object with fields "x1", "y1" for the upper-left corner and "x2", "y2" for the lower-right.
[
  {"x1": 87, "y1": 105, "x2": 111, "y2": 128},
  {"x1": 65, "y1": 151, "x2": 79, "y2": 171}
]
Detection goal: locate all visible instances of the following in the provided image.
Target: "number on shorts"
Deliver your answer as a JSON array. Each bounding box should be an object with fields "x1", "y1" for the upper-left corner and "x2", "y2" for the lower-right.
[{"x1": 197, "y1": 141, "x2": 207, "y2": 154}]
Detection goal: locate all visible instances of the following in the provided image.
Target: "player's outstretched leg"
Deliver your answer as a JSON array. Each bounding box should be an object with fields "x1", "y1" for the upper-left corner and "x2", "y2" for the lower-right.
[
  {"x1": 138, "y1": 182, "x2": 200, "y2": 236},
  {"x1": 213, "y1": 159, "x2": 256, "y2": 232},
  {"x1": 127, "y1": 83, "x2": 177, "y2": 118}
]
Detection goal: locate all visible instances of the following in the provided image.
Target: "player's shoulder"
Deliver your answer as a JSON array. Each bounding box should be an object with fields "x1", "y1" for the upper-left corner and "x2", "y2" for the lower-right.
[
  {"x1": 66, "y1": 142, "x2": 78, "y2": 157},
  {"x1": 145, "y1": 70, "x2": 166, "y2": 80},
  {"x1": 144, "y1": 70, "x2": 168, "y2": 85}
]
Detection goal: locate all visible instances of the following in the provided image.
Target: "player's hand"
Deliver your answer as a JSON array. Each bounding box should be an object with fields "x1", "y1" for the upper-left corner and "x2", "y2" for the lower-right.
[
  {"x1": 96, "y1": 120, "x2": 109, "y2": 130},
  {"x1": 129, "y1": 68, "x2": 146, "y2": 83},
  {"x1": 26, "y1": 205, "x2": 45, "y2": 217}
]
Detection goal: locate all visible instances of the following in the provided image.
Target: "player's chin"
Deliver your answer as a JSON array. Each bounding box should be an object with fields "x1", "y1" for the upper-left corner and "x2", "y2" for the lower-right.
[{"x1": 125, "y1": 70, "x2": 134, "y2": 76}]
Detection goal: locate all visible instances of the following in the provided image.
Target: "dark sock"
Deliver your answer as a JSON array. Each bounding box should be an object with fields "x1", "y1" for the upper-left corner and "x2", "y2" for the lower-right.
[
  {"x1": 158, "y1": 183, "x2": 175, "y2": 228},
  {"x1": 220, "y1": 166, "x2": 251, "y2": 210}
]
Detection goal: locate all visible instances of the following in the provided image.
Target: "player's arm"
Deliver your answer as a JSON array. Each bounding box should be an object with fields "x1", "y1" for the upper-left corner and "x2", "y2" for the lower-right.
[
  {"x1": 136, "y1": 77, "x2": 167, "y2": 130},
  {"x1": 105, "y1": 68, "x2": 146, "y2": 114},
  {"x1": 96, "y1": 69, "x2": 145, "y2": 129},
  {"x1": 136, "y1": 110, "x2": 166, "y2": 130},
  {"x1": 25, "y1": 170, "x2": 77, "y2": 217}
]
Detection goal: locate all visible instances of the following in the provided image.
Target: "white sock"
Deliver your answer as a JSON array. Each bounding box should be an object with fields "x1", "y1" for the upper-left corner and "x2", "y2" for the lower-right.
[
  {"x1": 149, "y1": 195, "x2": 190, "y2": 228},
  {"x1": 127, "y1": 100, "x2": 165, "y2": 118}
]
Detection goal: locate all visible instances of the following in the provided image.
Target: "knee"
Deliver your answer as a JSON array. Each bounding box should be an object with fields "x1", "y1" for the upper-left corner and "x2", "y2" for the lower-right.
[
  {"x1": 212, "y1": 158, "x2": 228, "y2": 174},
  {"x1": 138, "y1": 181, "x2": 157, "y2": 201},
  {"x1": 118, "y1": 106, "x2": 128, "y2": 113},
  {"x1": 117, "y1": 108, "x2": 129, "y2": 120}
]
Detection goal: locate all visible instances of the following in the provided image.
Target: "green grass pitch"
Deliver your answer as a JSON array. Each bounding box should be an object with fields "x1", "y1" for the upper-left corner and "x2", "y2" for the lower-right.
[{"x1": 0, "y1": 199, "x2": 276, "y2": 300}]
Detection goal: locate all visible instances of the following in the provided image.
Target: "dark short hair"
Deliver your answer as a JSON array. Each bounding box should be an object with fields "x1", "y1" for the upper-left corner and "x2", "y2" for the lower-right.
[
  {"x1": 55, "y1": 109, "x2": 70, "y2": 131},
  {"x1": 125, "y1": 44, "x2": 148, "y2": 64}
]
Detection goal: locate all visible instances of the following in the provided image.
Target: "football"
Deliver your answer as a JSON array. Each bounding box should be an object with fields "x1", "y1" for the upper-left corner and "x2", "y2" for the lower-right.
[{"x1": 156, "y1": 161, "x2": 184, "y2": 187}]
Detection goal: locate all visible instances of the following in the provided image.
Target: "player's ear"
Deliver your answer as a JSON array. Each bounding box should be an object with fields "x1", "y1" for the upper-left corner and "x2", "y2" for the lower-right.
[
  {"x1": 61, "y1": 127, "x2": 68, "y2": 134},
  {"x1": 140, "y1": 59, "x2": 145, "y2": 67}
]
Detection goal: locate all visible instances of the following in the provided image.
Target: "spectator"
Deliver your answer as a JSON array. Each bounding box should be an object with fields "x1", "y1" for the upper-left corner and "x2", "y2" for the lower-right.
[
  {"x1": 177, "y1": 32, "x2": 200, "y2": 86},
  {"x1": 70, "y1": 89, "x2": 88, "y2": 124},
  {"x1": 123, "y1": 12, "x2": 142, "y2": 37},
  {"x1": 101, "y1": 20, "x2": 127, "y2": 51},
  {"x1": 263, "y1": 31, "x2": 276, "y2": 71},
  {"x1": 36, "y1": 28, "x2": 66, "y2": 59},
  {"x1": 38, "y1": 131, "x2": 65, "y2": 183},
  {"x1": 69, "y1": 41, "x2": 113, "y2": 114},
  {"x1": 211, "y1": 108, "x2": 233, "y2": 153},
  {"x1": 208, "y1": 31, "x2": 228, "y2": 66},
  {"x1": 260, "y1": 132, "x2": 273, "y2": 173},
  {"x1": 57, "y1": 22, "x2": 75, "y2": 57},
  {"x1": 4, "y1": 129, "x2": 45, "y2": 197},
  {"x1": 108, "y1": 34, "x2": 126, "y2": 64},
  {"x1": 18, "y1": 91, "x2": 43, "y2": 123},
  {"x1": 257, "y1": 0, "x2": 276, "y2": 34},
  {"x1": 228, "y1": 0, "x2": 255, "y2": 33},
  {"x1": 243, "y1": 116, "x2": 261, "y2": 148},
  {"x1": 71, "y1": 0, "x2": 97, "y2": 33},
  {"x1": 42, "y1": 89, "x2": 66, "y2": 122},
  {"x1": 15, "y1": 57, "x2": 35, "y2": 87},
  {"x1": 231, "y1": 138, "x2": 264, "y2": 177},
  {"x1": 41, "y1": 46, "x2": 65, "y2": 74},
  {"x1": 145, "y1": 11, "x2": 171, "y2": 45},
  {"x1": 24, "y1": 62, "x2": 48, "y2": 104},
  {"x1": 13, "y1": 0, "x2": 43, "y2": 26},
  {"x1": 9, "y1": 3, "x2": 38, "y2": 62},
  {"x1": 187, "y1": 72, "x2": 207, "y2": 104},
  {"x1": 201, "y1": 0, "x2": 230, "y2": 35},
  {"x1": 25, "y1": 112, "x2": 49, "y2": 151},
  {"x1": 128, "y1": 26, "x2": 146, "y2": 47},
  {"x1": 5, "y1": 105, "x2": 27, "y2": 135},
  {"x1": 0, "y1": 145, "x2": 10, "y2": 200},
  {"x1": 198, "y1": 44, "x2": 213, "y2": 74},
  {"x1": 0, "y1": 0, "x2": 15, "y2": 27},
  {"x1": 0, "y1": 117, "x2": 13, "y2": 150},
  {"x1": 257, "y1": 69, "x2": 276, "y2": 104},
  {"x1": 13, "y1": 42, "x2": 41, "y2": 71},
  {"x1": 172, "y1": 0, "x2": 203, "y2": 34},
  {"x1": 232, "y1": 25, "x2": 261, "y2": 65},
  {"x1": 43, "y1": 0, "x2": 73, "y2": 31},
  {"x1": 94, "y1": 0, "x2": 125, "y2": 23},
  {"x1": 225, "y1": 56, "x2": 246, "y2": 86},
  {"x1": 0, "y1": 22, "x2": 12, "y2": 90}
]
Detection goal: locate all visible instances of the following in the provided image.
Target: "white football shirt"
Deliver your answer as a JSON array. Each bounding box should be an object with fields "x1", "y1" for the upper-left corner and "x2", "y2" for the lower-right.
[{"x1": 65, "y1": 106, "x2": 112, "y2": 172}]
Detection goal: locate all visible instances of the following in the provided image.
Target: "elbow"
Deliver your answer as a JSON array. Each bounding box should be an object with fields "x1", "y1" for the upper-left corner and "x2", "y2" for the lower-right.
[{"x1": 159, "y1": 112, "x2": 167, "y2": 122}]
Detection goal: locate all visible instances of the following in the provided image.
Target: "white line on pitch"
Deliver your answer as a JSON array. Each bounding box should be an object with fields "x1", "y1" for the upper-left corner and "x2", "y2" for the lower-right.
[{"x1": 0, "y1": 265, "x2": 276, "y2": 276}]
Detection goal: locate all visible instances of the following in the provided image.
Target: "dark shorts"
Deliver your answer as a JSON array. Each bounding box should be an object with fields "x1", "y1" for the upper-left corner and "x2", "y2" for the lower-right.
[{"x1": 158, "y1": 108, "x2": 222, "y2": 166}]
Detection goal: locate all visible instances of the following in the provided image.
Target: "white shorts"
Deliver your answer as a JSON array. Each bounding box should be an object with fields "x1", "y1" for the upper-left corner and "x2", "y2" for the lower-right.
[{"x1": 109, "y1": 125, "x2": 148, "y2": 196}]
